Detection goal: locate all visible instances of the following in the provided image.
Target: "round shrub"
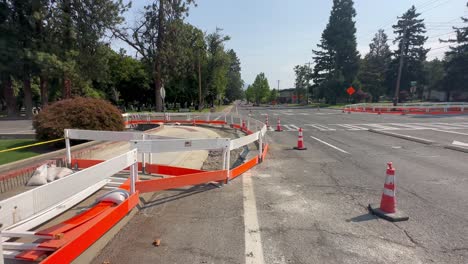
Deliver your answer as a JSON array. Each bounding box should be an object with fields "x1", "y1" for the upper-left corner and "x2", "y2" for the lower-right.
[{"x1": 34, "y1": 97, "x2": 125, "y2": 140}]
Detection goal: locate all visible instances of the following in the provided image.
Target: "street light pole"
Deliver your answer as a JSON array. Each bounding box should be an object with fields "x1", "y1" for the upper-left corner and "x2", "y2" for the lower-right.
[
  {"x1": 277, "y1": 80, "x2": 280, "y2": 104},
  {"x1": 394, "y1": 25, "x2": 407, "y2": 106}
]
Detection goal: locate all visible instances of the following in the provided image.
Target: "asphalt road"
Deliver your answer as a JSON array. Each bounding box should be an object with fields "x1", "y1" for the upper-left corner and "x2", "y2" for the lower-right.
[{"x1": 95, "y1": 106, "x2": 468, "y2": 264}]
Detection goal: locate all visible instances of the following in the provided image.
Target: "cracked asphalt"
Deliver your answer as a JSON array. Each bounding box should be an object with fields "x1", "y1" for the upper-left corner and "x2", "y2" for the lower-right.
[{"x1": 247, "y1": 106, "x2": 468, "y2": 264}]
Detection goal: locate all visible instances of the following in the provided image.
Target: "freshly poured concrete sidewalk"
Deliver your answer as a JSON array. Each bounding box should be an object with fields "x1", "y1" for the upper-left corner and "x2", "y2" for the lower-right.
[{"x1": 90, "y1": 124, "x2": 222, "y2": 168}]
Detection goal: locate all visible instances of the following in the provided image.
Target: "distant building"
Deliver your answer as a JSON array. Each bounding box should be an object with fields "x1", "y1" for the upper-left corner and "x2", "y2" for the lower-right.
[{"x1": 278, "y1": 88, "x2": 300, "y2": 104}]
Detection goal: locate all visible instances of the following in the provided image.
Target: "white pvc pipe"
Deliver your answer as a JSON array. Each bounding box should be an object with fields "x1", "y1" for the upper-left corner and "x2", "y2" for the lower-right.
[
  {"x1": 65, "y1": 130, "x2": 72, "y2": 168},
  {"x1": 130, "y1": 163, "x2": 137, "y2": 194}
]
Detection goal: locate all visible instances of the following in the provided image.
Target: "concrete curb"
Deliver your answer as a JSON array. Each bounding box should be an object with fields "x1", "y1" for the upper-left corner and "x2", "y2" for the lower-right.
[
  {"x1": 444, "y1": 145, "x2": 468, "y2": 153},
  {"x1": 368, "y1": 129, "x2": 434, "y2": 145}
]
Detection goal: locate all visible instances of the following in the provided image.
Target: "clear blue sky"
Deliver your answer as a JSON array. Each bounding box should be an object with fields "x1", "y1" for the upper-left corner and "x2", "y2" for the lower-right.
[{"x1": 117, "y1": 0, "x2": 468, "y2": 89}]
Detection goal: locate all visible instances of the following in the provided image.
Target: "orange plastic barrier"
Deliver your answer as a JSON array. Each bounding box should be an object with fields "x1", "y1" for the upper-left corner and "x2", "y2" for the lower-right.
[
  {"x1": 145, "y1": 164, "x2": 205, "y2": 176},
  {"x1": 136, "y1": 170, "x2": 227, "y2": 193},
  {"x1": 16, "y1": 193, "x2": 139, "y2": 262},
  {"x1": 262, "y1": 144, "x2": 269, "y2": 161},
  {"x1": 231, "y1": 156, "x2": 258, "y2": 180}
]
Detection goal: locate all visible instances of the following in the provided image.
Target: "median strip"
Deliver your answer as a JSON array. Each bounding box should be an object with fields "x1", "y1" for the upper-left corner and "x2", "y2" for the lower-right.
[{"x1": 367, "y1": 129, "x2": 434, "y2": 145}]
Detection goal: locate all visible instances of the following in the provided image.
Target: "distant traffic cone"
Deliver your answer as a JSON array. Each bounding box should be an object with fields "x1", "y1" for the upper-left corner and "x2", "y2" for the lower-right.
[
  {"x1": 342, "y1": 109, "x2": 345, "y2": 113},
  {"x1": 242, "y1": 119, "x2": 246, "y2": 130},
  {"x1": 275, "y1": 117, "x2": 283, "y2": 132},
  {"x1": 368, "y1": 162, "x2": 409, "y2": 222},
  {"x1": 265, "y1": 115, "x2": 270, "y2": 129},
  {"x1": 293, "y1": 128, "x2": 307, "y2": 150},
  {"x1": 378, "y1": 109, "x2": 381, "y2": 115},
  {"x1": 192, "y1": 118, "x2": 196, "y2": 126}
]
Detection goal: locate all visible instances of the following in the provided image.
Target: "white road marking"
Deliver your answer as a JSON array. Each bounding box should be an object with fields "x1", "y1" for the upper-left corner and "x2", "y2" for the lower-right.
[
  {"x1": 243, "y1": 173, "x2": 265, "y2": 264},
  {"x1": 334, "y1": 124, "x2": 368, "y2": 130},
  {"x1": 305, "y1": 124, "x2": 336, "y2": 131},
  {"x1": 310, "y1": 136, "x2": 349, "y2": 154},
  {"x1": 289, "y1": 124, "x2": 300, "y2": 131},
  {"x1": 452, "y1": 140, "x2": 468, "y2": 147},
  {"x1": 432, "y1": 129, "x2": 468, "y2": 136},
  {"x1": 282, "y1": 125, "x2": 296, "y2": 131},
  {"x1": 363, "y1": 124, "x2": 400, "y2": 130},
  {"x1": 437, "y1": 123, "x2": 468, "y2": 129}
]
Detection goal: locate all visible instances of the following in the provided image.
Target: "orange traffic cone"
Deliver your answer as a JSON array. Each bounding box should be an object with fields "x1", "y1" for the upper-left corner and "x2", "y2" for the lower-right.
[
  {"x1": 242, "y1": 119, "x2": 247, "y2": 130},
  {"x1": 293, "y1": 128, "x2": 307, "y2": 150},
  {"x1": 275, "y1": 117, "x2": 283, "y2": 132},
  {"x1": 368, "y1": 162, "x2": 409, "y2": 222},
  {"x1": 265, "y1": 115, "x2": 270, "y2": 129}
]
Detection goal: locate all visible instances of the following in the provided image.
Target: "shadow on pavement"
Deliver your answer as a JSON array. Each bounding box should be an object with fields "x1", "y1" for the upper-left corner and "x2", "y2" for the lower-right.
[
  {"x1": 346, "y1": 213, "x2": 378, "y2": 223},
  {"x1": 138, "y1": 184, "x2": 217, "y2": 209}
]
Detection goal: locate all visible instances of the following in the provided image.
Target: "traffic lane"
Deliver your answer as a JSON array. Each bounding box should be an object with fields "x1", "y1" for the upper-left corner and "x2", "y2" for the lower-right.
[
  {"x1": 300, "y1": 129, "x2": 468, "y2": 258},
  {"x1": 94, "y1": 181, "x2": 245, "y2": 264},
  {"x1": 248, "y1": 107, "x2": 468, "y2": 126},
  {"x1": 253, "y1": 134, "x2": 426, "y2": 263},
  {"x1": 244, "y1": 107, "x2": 468, "y2": 262}
]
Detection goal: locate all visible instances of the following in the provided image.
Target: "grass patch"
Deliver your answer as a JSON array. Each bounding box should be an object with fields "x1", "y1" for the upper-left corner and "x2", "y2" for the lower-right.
[
  {"x1": 199, "y1": 105, "x2": 230, "y2": 113},
  {"x1": 0, "y1": 139, "x2": 47, "y2": 165}
]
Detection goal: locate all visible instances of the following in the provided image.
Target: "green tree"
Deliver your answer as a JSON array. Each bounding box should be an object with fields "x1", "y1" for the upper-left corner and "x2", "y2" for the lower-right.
[
  {"x1": 225, "y1": 49, "x2": 244, "y2": 102},
  {"x1": 113, "y1": 0, "x2": 195, "y2": 112},
  {"x1": 312, "y1": 0, "x2": 360, "y2": 104},
  {"x1": 251, "y1": 73, "x2": 270, "y2": 104},
  {"x1": 442, "y1": 2, "x2": 468, "y2": 101},
  {"x1": 358, "y1": 29, "x2": 391, "y2": 102},
  {"x1": 245, "y1": 84, "x2": 254, "y2": 103},
  {"x1": 294, "y1": 64, "x2": 312, "y2": 103},
  {"x1": 205, "y1": 28, "x2": 230, "y2": 106},
  {"x1": 423, "y1": 59, "x2": 444, "y2": 100},
  {"x1": 388, "y1": 6, "x2": 428, "y2": 102}
]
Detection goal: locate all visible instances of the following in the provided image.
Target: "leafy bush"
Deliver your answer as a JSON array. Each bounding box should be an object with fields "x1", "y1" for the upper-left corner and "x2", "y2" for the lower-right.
[{"x1": 34, "y1": 97, "x2": 124, "y2": 140}]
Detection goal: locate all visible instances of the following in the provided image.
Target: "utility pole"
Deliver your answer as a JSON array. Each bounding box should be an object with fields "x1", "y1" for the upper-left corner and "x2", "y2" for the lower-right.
[
  {"x1": 394, "y1": 25, "x2": 407, "y2": 106},
  {"x1": 277, "y1": 80, "x2": 280, "y2": 100}
]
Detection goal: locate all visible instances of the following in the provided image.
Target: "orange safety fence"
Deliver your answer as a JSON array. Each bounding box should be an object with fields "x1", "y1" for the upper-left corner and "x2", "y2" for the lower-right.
[
  {"x1": 22, "y1": 120, "x2": 269, "y2": 263},
  {"x1": 230, "y1": 156, "x2": 259, "y2": 180},
  {"x1": 145, "y1": 164, "x2": 206, "y2": 176},
  {"x1": 136, "y1": 170, "x2": 227, "y2": 193},
  {"x1": 262, "y1": 144, "x2": 269, "y2": 161}
]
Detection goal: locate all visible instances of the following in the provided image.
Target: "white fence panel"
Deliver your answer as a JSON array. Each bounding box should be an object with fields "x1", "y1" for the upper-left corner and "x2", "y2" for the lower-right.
[
  {"x1": 67, "y1": 129, "x2": 145, "y2": 141},
  {"x1": 230, "y1": 132, "x2": 260, "y2": 150},
  {"x1": 0, "y1": 150, "x2": 137, "y2": 231}
]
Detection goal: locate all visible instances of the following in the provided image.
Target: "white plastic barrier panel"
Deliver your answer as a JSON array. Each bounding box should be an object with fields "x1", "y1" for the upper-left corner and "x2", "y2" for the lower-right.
[
  {"x1": 66, "y1": 129, "x2": 145, "y2": 141},
  {"x1": 133, "y1": 138, "x2": 230, "y2": 153},
  {"x1": 0, "y1": 150, "x2": 137, "y2": 231},
  {"x1": 230, "y1": 131, "x2": 260, "y2": 150}
]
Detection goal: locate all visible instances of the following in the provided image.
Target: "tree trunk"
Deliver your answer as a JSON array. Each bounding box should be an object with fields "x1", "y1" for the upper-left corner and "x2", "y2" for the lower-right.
[
  {"x1": 23, "y1": 77, "x2": 33, "y2": 119},
  {"x1": 40, "y1": 75, "x2": 49, "y2": 107},
  {"x1": 2, "y1": 74, "x2": 17, "y2": 117},
  {"x1": 63, "y1": 75, "x2": 71, "y2": 99}
]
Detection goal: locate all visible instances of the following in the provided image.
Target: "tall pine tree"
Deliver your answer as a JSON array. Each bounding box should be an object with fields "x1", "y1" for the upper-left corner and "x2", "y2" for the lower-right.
[
  {"x1": 389, "y1": 6, "x2": 428, "y2": 102},
  {"x1": 442, "y1": 2, "x2": 468, "y2": 101},
  {"x1": 312, "y1": 0, "x2": 359, "y2": 104},
  {"x1": 358, "y1": 29, "x2": 391, "y2": 102}
]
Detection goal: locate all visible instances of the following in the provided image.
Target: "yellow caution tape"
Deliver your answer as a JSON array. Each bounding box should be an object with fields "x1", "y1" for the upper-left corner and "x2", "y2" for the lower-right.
[{"x1": 0, "y1": 138, "x2": 64, "y2": 153}]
